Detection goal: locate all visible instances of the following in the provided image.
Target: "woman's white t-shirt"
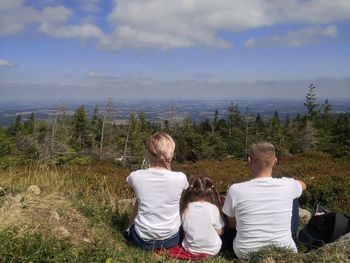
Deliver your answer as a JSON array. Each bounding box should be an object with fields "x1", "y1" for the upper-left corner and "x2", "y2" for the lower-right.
[
  {"x1": 127, "y1": 168, "x2": 188, "y2": 240},
  {"x1": 182, "y1": 201, "x2": 225, "y2": 255}
]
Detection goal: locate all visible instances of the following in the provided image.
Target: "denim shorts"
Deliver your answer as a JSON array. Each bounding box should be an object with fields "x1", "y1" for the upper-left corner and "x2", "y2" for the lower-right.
[{"x1": 128, "y1": 224, "x2": 180, "y2": 251}]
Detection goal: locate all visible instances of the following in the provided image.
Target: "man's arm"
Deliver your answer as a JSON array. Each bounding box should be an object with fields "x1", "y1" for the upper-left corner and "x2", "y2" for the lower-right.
[
  {"x1": 226, "y1": 216, "x2": 236, "y2": 229},
  {"x1": 298, "y1": 180, "x2": 307, "y2": 191}
]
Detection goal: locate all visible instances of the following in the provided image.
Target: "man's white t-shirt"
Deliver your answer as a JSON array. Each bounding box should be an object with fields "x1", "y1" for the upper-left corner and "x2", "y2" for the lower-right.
[
  {"x1": 127, "y1": 168, "x2": 188, "y2": 240},
  {"x1": 222, "y1": 177, "x2": 302, "y2": 259},
  {"x1": 182, "y1": 201, "x2": 225, "y2": 256}
]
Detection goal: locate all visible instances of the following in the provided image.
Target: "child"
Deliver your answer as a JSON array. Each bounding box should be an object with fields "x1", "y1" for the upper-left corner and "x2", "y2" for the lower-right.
[
  {"x1": 126, "y1": 132, "x2": 188, "y2": 251},
  {"x1": 180, "y1": 176, "x2": 225, "y2": 256}
]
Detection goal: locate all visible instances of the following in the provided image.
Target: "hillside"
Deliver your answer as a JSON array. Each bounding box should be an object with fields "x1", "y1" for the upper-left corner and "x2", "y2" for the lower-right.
[{"x1": 0, "y1": 152, "x2": 349, "y2": 262}]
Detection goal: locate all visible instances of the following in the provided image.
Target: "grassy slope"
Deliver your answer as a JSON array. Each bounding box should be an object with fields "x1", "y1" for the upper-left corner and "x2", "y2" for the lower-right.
[{"x1": 0, "y1": 152, "x2": 349, "y2": 262}]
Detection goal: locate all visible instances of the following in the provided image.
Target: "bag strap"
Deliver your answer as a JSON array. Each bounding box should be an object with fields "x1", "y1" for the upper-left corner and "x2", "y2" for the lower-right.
[{"x1": 330, "y1": 214, "x2": 349, "y2": 242}]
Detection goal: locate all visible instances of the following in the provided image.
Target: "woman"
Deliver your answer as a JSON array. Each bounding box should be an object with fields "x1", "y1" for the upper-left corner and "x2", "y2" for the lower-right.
[{"x1": 126, "y1": 132, "x2": 188, "y2": 251}]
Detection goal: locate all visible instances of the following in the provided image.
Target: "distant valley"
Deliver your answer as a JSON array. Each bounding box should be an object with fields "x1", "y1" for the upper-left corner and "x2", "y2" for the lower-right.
[{"x1": 1, "y1": 99, "x2": 349, "y2": 126}]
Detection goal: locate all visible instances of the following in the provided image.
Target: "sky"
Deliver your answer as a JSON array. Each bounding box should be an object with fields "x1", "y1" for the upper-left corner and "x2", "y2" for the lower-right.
[{"x1": 0, "y1": 0, "x2": 350, "y2": 102}]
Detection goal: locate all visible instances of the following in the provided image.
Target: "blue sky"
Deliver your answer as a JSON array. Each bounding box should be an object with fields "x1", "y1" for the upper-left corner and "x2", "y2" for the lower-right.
[{"x1": 1, "y1": 0, "x2": 350, "y2": 102}]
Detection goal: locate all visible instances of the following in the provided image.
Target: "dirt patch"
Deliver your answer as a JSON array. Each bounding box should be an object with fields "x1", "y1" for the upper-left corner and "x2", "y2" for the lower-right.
[{"x1": 0, "y1": 185, "x2": 94, "y2": 245}]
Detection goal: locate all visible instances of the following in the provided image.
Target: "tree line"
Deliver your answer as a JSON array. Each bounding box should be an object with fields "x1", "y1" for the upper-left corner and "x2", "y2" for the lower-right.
[{"x1": 0, "y1": 84, "x2": 349, "y2": 167}]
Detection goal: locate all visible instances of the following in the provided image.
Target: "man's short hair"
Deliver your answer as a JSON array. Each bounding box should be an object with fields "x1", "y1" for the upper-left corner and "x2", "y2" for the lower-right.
[{"x1": 248, "y1": 141, "x2": 276, "y2": 170}]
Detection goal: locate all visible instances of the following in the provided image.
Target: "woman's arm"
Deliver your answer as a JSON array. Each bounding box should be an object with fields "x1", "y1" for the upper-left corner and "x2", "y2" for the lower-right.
[{"x1": 129, "y1": 200, "x2": 138, "y2": 226}]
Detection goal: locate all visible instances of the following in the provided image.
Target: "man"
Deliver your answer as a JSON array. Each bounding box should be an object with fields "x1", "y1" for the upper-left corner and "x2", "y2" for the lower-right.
[{"x1": 222, "y1": 141, "x2": 306, "y2": 259}]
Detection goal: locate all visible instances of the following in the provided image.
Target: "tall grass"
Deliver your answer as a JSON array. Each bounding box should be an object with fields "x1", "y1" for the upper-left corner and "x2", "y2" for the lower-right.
[{"x1": 0, "y1": 152, "x2": 349, "y2": 262}]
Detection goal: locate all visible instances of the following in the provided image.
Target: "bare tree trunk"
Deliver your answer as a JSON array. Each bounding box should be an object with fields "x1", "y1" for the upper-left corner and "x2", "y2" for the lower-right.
[
  {"x1": 51, "y1": 113, "x2": 58, "y2": 155},
  {"x1": 79, "y1": 132, "x2": 82, "y2": 151},
  {"x1": 99, "y1": 112, "x2": 107, "y2": 160},
  {"x1": 245, "y1": 120, "x2": 249, "y2": 156},
  {"x1": 123, "y1": 119, "x2": 131, "y2": 166}
]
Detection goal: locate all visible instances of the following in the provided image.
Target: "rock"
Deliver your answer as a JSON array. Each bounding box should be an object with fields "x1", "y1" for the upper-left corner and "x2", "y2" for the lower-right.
[
  {"x1": 299, "y1": 208, "x2": 312, "y2": 224},
  {"x1": 83, "y1": 238, "x2": 91, "y2": 243},
  {"x1": 53, "y1": 226, "x2": 70, "y2": 238},
  {"x1": 27, "y1": 185, "x2": 41, "y2": 196},
  {"x1": 14, "y1": 194, "x2": 24, "y2": 203},
  {"x1": 51, "y1": 210, "x2": 60, "y2": 221},
  {"x1": 339, "y1": 232, "x2": 350, "y2": 241}
]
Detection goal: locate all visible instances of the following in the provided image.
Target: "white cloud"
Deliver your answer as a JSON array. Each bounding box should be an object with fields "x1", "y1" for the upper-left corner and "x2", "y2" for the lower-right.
[
  {"x1": 0, "y1": 59, "x2": 16, "y2": 68},
  {"x1": 1, "y1": 0, "x2": 350, "y2": 49},
  {"x1": 244, "y1": 39, "x2": 256, "y2": 48},
  {"x1": 100, "y1": 0, "x2": 350, "y2": 49},
  {"x1": 0, "y1": 1, "x2": 71, "y2": 35},
  {"x1": 39, "y1": 23, "x2": 103, "y2": 39},
  {"x1": 77, "y1": 0, "x2": 101, "y2": 13},
  {"x1": 245, "y1": 25, "x2": 338, "y2": 48},
  {"x1": 41, "y1": 6, "x2": 72, "y2": 23}
]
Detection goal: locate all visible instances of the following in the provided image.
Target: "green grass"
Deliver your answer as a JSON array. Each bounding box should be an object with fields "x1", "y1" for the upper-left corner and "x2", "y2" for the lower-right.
[{"x1": 0, "y1": 152, "x2": 349, "y2": 262}]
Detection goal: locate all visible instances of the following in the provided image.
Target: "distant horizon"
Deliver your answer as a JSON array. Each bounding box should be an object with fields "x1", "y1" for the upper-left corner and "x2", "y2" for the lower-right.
[
  {"x1": 2, "y1": 96, "x2": 350, "y2": 106},
  {"x1": 1, "y1": 77, "x2": 350, "y2": 103},
  {"x1": 1, "y1": 1, "x2": 350, "y2": 102}
]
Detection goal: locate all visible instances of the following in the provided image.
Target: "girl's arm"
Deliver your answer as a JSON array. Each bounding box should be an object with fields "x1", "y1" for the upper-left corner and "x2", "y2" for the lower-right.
[
  {"x1": 129, "y1": 200, "x2": 138, "y2": 226},
  {"x1": 216, "y1": 228, "x2": 224, "y2": 236}
]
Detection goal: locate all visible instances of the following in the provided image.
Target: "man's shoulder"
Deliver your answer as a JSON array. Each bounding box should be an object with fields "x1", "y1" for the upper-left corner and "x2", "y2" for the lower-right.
[
  {"x1": 275, "y1": 177, "x2": 298, "y2": 185},
  {"x1": 228, "y1": 180, "x2": 254, "y2": 193}
]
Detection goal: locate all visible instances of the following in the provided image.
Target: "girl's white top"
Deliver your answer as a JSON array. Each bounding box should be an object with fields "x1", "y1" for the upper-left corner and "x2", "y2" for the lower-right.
[
  {"x1": 182, "y1": 201, "x2": 225, "y2": 255},
  {"x1": 127, "y1": 168, "x2": 188, "y2": 240}
]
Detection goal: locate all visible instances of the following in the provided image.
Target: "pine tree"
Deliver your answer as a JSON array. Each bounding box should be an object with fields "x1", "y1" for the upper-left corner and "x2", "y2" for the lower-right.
[
  {"x1": 173, "y1": 117, "x2": 199, "y2": 161},
  {"x1": 125, "y1": 113, "x2": 144, "y2": 166},
  {"x1": 302, "y1": 119, "x2": 317, "y2": 151},
  {"x1": 51, "y1": 100, "x2": 71, "y2": 155},
  {"x1": 321, "y1": 99, "x2": 332, "y2": 130},
  {"x1": 304, "y1": 83, "x2": 319, "y2": 121},
  {"x1": 317, "y1": 99, "x2": 333, "y2": 152},
  {"x1": 250, "y1": 114, "x2": 266, "y2": 143},
  {"x1": 24, "y1": 112, "x2": 35, "y2": 135},
  {"x1": 8, "y1": 114, "x2": 23, "y2": 136},
  {"x1": 227, "y1": 102, "x2": 241, "y2": 136},
  {"x1": 226, "y1": 104, "x2": 245, "y2": 157},
  {"x1": 71, "y1": 105, "x2": 91, "y2": 151},
  {"x1": 212, "y1": 109, "x2": 219, "y2": 134},
  {"x1": 330, "y1": 114, "x2": 350, "y2": 157},
  {"x1": 0, "y1": 126, "x2": 13, "y2": 157},
  {"x1": 303, "y1": 84, "x2": 319, "y2": 151},
  {"x1": 268, "y1": 111, "x2": 287, "y2": 155}
]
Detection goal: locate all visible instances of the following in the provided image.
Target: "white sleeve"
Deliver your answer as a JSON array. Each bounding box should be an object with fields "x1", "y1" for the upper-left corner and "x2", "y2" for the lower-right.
[
  {"x1": 214, "y1": 208, "x2": 225, "y2": 230},
  {"x1": 126, "y1": 172, "x2": 134, "y2": 187},
  {"x1": 292, "y1": 179, "x2": 303, "y2": 199},
  {"x1": 222, "y1": 187, "x2": 236, "y2": 217},
  {"x1": 182, "y1": 172, "x2": 189, "y2": 190},
  {"x1": 283, "y1": 177, "x2": 302, "y2": 199}
]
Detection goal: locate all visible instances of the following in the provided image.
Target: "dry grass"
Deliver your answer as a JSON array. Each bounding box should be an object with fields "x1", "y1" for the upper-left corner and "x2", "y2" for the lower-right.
[{"x1": 0, "y1": 153, "x2": 349, "y2": 262}]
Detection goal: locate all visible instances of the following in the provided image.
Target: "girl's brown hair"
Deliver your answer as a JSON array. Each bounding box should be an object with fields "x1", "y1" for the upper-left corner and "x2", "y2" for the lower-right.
[{"x1": 180, "y1": 176, "x2": 221, "y2": 216}]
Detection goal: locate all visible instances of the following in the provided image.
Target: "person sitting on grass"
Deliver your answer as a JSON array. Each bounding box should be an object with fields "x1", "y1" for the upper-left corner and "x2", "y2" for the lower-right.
[
  {"x1": 179, "y1": 176, "x2": 225, "y2": 257},
  {"x1": 125, "y1": 132, "x2": 188, "y2": 251},
  {"x1": 222, "y1": 141, "x2": 306, "y2": 259}
]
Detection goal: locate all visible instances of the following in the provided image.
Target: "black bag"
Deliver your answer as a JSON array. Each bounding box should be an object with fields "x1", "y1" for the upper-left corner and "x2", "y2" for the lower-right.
[{"x1": 298, "y1": 205, "x2": 350, "y2": 250}]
